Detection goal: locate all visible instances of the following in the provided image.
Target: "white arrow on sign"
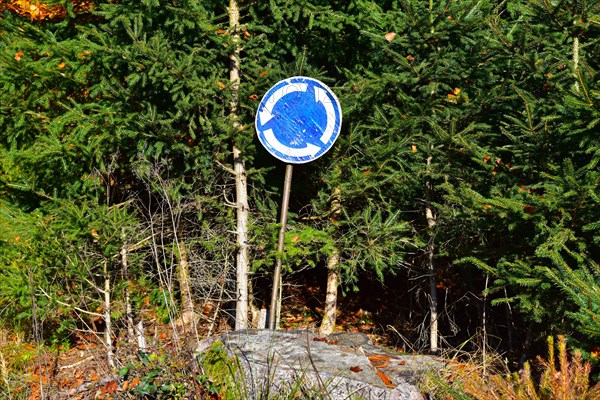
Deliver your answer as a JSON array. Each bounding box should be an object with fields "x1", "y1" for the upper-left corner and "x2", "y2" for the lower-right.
[
  {"x1": 264, "y1": 129, "x2": 320, "y2": 158},
  {"x1": 314, "y1": 86, "x2": 336, "y2": 144},
  {"x1": 257, "y1": 77, "x2": 341, "y2": 162},
  {"x1": 259, "y1": 83, "x2": 308, "y2": 125}
]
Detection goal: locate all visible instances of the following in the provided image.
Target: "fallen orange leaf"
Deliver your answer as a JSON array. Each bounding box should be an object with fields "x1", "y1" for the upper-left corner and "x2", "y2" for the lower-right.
[
  {"x1": 368, "y1": 354, "x2": 390, "y2": 369},
  {"x1": 101, "y1": 380, "x2": 119, "y2": 394},
  {"x1": 368, "y1": 354, "x2": 390, "y2": 363},
  {"x1": 376, "y1": 369, "x2": 395, "y2": 388}
]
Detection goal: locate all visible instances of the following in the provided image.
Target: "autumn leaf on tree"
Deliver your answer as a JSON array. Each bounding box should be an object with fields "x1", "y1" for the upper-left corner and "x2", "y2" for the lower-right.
[{"x1": 2, "y1": 0, "x2": 94, "y2": 22}]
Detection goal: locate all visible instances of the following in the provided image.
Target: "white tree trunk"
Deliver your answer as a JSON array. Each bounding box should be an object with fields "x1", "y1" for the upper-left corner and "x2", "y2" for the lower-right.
[
  {"x1": 426, "y1": 242, "x2": 438, "y2": 354},
  {"x1": 234, "y1": 147, "x2": 249, "y2": 330},
  {"x1": 482, "y1": 274, "x2": 489, "y2": 376},
  {"x1": 229, "y1": 0, "x2": 249, "y2": 330},
  {"x1": 425, "y1": 155, "x2": 438, "y2": 355},
  {"x1": 103, "y1": 259, "x2": 115, "y2": 369},
  {"x1": 319, "y1": 248, "x2": 340, "y2": 335},
  {"x1": 121, "y1": 236, "x2": 136, "y2": 344},
  {"x1": 319, "y1": 186, "x2": 342, "y2": 336},
  {"x1": 136, "y1": 320, "x2": 147, "y2": 354},
  {"x1": 176, "y1": 242, "x2": 197, "y2": 331}
]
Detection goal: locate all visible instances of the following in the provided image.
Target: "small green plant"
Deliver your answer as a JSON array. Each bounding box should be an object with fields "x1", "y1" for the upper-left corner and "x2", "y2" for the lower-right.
[
  {"x1": 148, "y1": 288, "x2": 176, "y2": 324},
  {"x1": 199, "y1": 341, "x2": 246, "y2": 399},
  {"x1": 118, "y1": 351, "x2": 205, "y2": 399},
  {"x1": 195, "y1": 373, "x2": 221, "y2": 398}
]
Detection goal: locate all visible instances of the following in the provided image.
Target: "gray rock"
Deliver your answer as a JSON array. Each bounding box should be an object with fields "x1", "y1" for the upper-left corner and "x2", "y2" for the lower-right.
[{"x1": 196, "y1": 330, "x2": 443, "y2": 400}]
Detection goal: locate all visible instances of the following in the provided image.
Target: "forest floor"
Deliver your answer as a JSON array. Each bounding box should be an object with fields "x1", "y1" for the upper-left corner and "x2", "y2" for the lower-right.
[{"x1": 4, "y1": 273, "x2": 422, "y2": 400}]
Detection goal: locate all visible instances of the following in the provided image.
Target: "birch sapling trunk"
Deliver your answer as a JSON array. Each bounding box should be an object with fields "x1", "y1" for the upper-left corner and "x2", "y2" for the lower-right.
[
  {"x1": 121, "y1": 240, "x2": 135, "y2": 343},
  {"x1": 320, "y1": 248, "x2": 340, "y2": 335},
  {"x1": 176, "y1": 241, "x2": 197, "y2": 331},
  {"x1": 122, "y1": 227, "x2": 148, "y2": 355},
  {"x1": 425, "y1": 155, "x2": 439, "y2": 355},
  {"x1": 482, "y1": 274, "x2": 489, "y2": 376},
  {"x1": 229, "y1": 0, "x2": 249, "y2": 330},
  {"x1": 319, "y1": 186, "x2": 342, "y2": 335},
  {"x1": 573, "y1": 31, "x2": 580, "y2": 93},
  {"x1": 103, "y1": 258, "x2": 115, "y2": 368}
]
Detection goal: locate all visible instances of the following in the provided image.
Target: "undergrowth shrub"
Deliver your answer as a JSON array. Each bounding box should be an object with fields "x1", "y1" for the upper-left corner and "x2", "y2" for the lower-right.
[
  {"x1": 0, "y1": 328, "x2": 36, "y2": 399},
  {"x1": 118, "y1": 348, "x2": 225, "y2": 400}
]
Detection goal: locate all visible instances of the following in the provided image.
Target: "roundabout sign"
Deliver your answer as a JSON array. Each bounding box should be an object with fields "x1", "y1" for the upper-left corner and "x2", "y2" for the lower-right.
[
  {"x1": 255, "y1": 76, "x2": 342, "y2": 329},
  {"x1": 255, "y1": 76, "x2": 342, "y2": 164}
]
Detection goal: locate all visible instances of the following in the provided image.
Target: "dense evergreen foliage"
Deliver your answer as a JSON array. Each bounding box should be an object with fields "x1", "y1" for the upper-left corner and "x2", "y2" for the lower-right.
[{"x1": 0, "y1": 0, "x2": 598, "y2": 368}]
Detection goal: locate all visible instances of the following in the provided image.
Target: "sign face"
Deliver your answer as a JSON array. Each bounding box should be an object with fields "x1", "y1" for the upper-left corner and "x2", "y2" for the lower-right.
[{"x1": 255, "y1": 76, "x2": 342, "y2": 164}]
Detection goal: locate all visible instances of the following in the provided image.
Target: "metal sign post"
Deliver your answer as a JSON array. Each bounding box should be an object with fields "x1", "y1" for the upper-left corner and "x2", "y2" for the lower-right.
[
  {"x1": 269, "y1": 164, "x2": 293, "y2": 329},
  {"x1": 255, "y1": 76, "x2": 342, "y2": 329}
]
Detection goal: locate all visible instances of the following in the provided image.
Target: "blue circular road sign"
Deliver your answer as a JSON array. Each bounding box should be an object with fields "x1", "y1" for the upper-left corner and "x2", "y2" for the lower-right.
[{"x1": 255, "y1": 76, "x2": 342, "y2": 164}]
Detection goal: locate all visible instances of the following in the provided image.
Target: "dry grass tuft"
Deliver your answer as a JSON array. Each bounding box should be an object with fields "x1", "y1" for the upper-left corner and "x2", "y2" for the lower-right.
[{"x1": 424, "y1": 336, "x2": 600, "y2": 400}]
